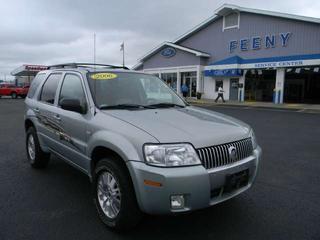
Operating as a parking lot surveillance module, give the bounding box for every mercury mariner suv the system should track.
[24,63,261,230]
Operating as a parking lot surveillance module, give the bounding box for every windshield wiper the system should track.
[99,104,155,110]
[147,103,185,108]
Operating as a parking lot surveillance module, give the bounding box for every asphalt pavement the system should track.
[0,99,319,240]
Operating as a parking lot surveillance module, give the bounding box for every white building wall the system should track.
[203,77,215,99]
[223,78,230,100]
[275,68,285,104]
[203,77,230,100]
[238,70,247,101]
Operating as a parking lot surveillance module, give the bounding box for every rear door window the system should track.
[39,73,62,104]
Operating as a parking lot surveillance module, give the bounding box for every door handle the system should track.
[53,114,61,121]
[34,108,40,113]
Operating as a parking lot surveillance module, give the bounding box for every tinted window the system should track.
[40,73,61,104]
[27,73,46,98]
[59,74,86,106]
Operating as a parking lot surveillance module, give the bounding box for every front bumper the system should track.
[127,146,261,215]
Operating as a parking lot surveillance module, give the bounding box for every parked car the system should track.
[24,63,262,231]
[0,83,29,98]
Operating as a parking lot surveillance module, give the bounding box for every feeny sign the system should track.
[229,32,291,53]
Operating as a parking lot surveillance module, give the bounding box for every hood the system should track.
[103,106,251,148]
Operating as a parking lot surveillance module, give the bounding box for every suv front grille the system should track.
[197,138,253,169]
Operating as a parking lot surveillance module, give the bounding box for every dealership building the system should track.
[134,4,320,104]
[11,64,48,86]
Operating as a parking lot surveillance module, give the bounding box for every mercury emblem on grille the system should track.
[228,146,237,161]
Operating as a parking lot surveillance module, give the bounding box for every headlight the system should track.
[250,129,258,149]
[143,143,201,167]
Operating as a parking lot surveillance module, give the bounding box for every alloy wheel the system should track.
[27,134,36,163]
[97,171,121,219]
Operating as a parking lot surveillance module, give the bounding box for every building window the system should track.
[223,12,240,31]
[215,79,223,92]
[161,72,177,91]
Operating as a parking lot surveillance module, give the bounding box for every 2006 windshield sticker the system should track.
[90,73,118,80]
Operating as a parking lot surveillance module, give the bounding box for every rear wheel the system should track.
[93,158,142,231]
[11,92,17,99]
[26,127,50,168]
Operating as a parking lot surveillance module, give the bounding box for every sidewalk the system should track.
[186,98,320,113]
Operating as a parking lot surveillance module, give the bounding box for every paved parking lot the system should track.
[0,99,319,240]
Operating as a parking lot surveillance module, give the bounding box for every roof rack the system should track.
[48,63,129,70]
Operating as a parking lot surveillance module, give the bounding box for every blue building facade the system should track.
[134,4,320,103]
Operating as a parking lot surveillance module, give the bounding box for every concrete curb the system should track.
[187,100,320,113]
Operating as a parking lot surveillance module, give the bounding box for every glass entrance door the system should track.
[181,72,197,97]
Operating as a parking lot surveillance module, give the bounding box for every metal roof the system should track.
[173,4,320,44]
[136,41,210,63]
[11,65,48,76]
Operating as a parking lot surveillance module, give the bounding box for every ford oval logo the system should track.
[161,47,176,58]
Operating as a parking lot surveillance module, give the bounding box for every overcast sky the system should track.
[1,0,320,80]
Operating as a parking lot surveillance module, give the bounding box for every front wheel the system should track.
[26,127,50,168]
[11,92,17,99]
[93,158,142,231]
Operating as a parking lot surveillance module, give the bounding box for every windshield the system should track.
[87,72,186,109]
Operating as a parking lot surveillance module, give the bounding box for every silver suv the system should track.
[24,63,261,230]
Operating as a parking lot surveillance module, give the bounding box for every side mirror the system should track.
[60,98,87,114]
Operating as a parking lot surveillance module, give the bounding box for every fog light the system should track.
[170,195,185,209]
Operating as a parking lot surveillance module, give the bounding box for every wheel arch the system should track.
[25,118,35,132]
[90,145,144,213]
[90,146,128,176]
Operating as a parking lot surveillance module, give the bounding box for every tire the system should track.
[26,127,50,168]
[11,92,17,99]
[93,158,142,231]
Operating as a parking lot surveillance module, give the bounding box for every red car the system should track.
[0,84,29,99]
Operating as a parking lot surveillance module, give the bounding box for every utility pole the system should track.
[120,42,125,67]
[93,33,96,67]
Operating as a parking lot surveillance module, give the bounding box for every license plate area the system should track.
[224,169,249,193]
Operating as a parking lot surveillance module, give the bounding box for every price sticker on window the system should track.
[90,73,118,80]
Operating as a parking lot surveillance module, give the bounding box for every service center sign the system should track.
[229,32,291,53]
[253,60,303,68]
